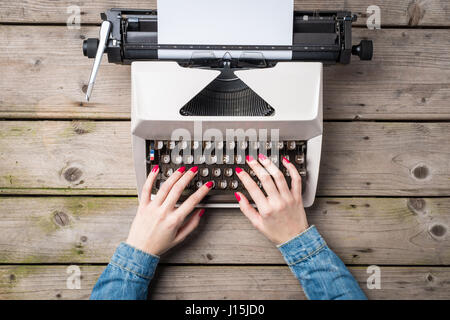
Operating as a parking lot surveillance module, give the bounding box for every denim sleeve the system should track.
[277,225,367,300]
[90,242,159,300]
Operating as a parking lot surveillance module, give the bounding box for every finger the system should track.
[163,166,198,209]
[153,166,187,205]
[175,181,213,219]
[173,208,204,244]
[235,167,269,208]
[246,155,280,199]
[234,192,262,229]
[257,153,291,200]
[282,157,302,201]
[140,165,159,207]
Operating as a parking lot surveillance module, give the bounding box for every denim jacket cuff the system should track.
[110,242,160,280]
[276,225,327,266]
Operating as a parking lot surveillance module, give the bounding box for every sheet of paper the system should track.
[157,0,293,60]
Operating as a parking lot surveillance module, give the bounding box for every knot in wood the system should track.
[412,164,429,180]
[407,198,426,214]
[407,0,426,26]
[429,224,447,239]
[63,167,83,182]
[53,211,69,227]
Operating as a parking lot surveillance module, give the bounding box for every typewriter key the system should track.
[195,181,203,189]
[235,154,244,164]
[162,155,171,164]
[250,141,259,150]
[238,141,248,149]
[155,141,164,150]
[249,169,256,177]
[227,141,236,150]
[174,155,183,164]
[184,155,194,164]
[213,168,221,177]
[295,154,305,164]
[216,141,224,150]
[200,168,209,177]
[180,140,188,150]
[210,155,217,164]
[277,141,284,150]
[196,155,205,164]
[223,154,232,164]
[270,155,278,164]
[224,168,233,177]
[287,141,296,150]
[168,141,176,150]
[192,141,200,150]
[230,180,239,190]
[165,168,174,177]
[299,169,307,176]
[205,141,212,149]
[218,180,227,189]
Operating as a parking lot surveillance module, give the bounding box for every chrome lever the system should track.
[85,20,111,101]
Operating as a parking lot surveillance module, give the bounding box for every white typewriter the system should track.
[83,1,373,207]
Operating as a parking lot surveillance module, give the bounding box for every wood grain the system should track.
[1,265,449,300]
[1,0,449,301]
[0,0,448,26]
[0,26,449,120]
[0,121,449,196]
[0,196,448,265]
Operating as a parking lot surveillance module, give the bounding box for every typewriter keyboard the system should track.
[146,140,307,203]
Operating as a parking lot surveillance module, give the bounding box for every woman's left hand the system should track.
[126,165,212,256]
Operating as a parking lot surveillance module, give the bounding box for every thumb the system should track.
[235,192,262,229]
[173,208,204,244]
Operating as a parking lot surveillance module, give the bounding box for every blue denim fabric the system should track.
[277,225,367,300]
[90,242,159,300]
[91,226,366,300]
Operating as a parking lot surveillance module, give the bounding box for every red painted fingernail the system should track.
[190,166,198,173]
[178,166,186,173]
[234,192,241,202]
[283,157,290,163]
[199,209,205,217]
[246,155,254,162]
[205,181,214,189]
[258,153,267,161]
[235,167,243,174]
[151,165,159,173]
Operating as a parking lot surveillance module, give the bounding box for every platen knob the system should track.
[83,38,99,58]
[352,40,373,61]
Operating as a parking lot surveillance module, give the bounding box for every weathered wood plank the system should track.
[0,26,449,120]
[0,197,448,265]
[1,265,449,300]
[0,121,449,196]
[0,0,448,26]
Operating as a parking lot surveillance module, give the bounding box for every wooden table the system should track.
[0,1,449,299]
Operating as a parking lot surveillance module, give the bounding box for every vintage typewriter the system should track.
[83,5,373,207]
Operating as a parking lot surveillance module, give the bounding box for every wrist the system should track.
[125,237,162,257]
[274,221,309,245]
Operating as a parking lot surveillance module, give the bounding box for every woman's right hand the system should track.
[235,154,309,245]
